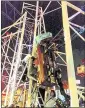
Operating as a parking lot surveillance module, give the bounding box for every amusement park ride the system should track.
[1,1,85,107]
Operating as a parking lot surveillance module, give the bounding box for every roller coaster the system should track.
[1,1,85,107]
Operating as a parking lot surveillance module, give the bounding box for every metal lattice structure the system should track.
[1,1,85,107]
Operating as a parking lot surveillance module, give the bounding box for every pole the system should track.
[61,1,79,107]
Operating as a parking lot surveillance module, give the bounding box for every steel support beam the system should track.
[8,12,27,106]
[27,1,39,107]
[61,1,79,107]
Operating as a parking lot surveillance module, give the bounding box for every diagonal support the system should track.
[67,2,85,15]
[70,25,85,42]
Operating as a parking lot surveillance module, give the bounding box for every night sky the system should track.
[1,1,85,87]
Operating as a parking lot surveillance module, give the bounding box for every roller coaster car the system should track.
[21,32,70,106]
[21,32,52,83]
[34,33,61,86]
[34,32,53,84]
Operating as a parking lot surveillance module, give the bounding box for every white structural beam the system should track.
[57,63,67,66]
[2,31,22,39]
[67,2,85,15]
[40,1,51,17]
[27,1,39,107]
[1,12,25,32]
[4,25,21,107]
[77,86,85,90]
[41,7,46,33]
[70,25,85,42]
[44,7,61,15]
[43,1,51,15]
[56,53,67,65]
[56,51,66,55]
[69,11,80,21]
[1,37,11,75]
[61,1,79,107]
[32,1,39,56]
[69,22,85,30]
[8,12,27,106]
